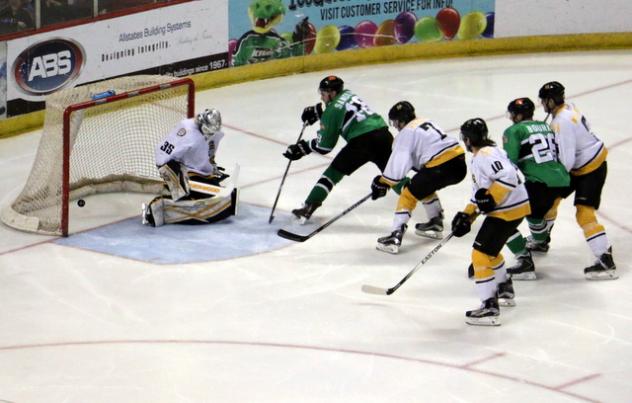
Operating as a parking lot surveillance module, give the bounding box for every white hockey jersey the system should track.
[382,118,464,184]
[466,146,530,221]
[155,118,224,176]
[550,103,607,176]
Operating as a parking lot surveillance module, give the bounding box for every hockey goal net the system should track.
[1,75,195,236]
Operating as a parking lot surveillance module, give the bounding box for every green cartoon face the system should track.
[248,0,286,34]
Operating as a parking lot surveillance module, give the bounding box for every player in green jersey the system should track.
[283,75,393,222]
[502,98,570,280]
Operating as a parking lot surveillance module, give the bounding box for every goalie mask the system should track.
[195,108,222,139]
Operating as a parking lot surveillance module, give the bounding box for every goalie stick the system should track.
[269,122,308,224]
[362,232,454,296]
[277,193,372,242]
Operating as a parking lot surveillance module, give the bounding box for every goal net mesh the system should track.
[1,75,193,235]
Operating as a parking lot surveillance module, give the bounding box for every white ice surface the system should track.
[0,51,631,403]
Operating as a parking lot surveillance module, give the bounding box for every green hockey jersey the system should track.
[503,120,570,187]
[315,89,387,152]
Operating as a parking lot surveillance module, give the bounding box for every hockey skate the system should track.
[526,235,550,253]
[584,247,618,280]
[465,297,500,326]
[414,215,443,239]
[497,278,516,307]
[507,252,536,280]
[376,224,407,254]
[291,202,321,224]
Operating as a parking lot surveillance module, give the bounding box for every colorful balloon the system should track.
[457,11,487,40]
[374,19,396,47]
[414,16,442,42]
[337,25,356,50]
[354,20,378,48]
[482,12,495,38]
[394,11,417,44]
[314,24,341,54]
[436,7,460,39]
[303,20,317,55]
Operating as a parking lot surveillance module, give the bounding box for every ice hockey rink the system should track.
[1,51,631,402]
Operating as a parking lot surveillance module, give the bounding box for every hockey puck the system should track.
[77,199,85,207]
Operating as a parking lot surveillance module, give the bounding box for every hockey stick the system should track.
[362,231,454,296]
[277,193,372,242]
[269,122,309,223]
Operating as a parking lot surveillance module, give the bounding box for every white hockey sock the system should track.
[475,276,497,302]
[422,194,443,220]
[391,210,411,231]
[587,232,609,258]
[493,261,508,283]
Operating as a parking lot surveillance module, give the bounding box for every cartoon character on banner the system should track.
[230,0,316,66]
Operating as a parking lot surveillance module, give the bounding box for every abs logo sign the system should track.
[13,38,85,96]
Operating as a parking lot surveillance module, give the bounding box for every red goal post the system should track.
[2,75,195,236]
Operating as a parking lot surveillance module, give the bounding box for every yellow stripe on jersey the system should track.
[488,201,531,221]
[425,145,465,168]
[572,146,607,176]
[379,176,398,187]
[488,181,512,205]
[463,203,478,217]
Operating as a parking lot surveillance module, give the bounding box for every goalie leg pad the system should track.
[162,194,235,225]
[147,197,165,227]
[158,161,190,201]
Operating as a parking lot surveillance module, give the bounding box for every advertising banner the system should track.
[5,0,228,117]
[229,0,495,66]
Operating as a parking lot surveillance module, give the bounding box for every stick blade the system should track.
[277,229,308,242]
[361,284,389,295]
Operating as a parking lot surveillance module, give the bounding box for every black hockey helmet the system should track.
[538,81,565,103]
[507,97,535,120]
[319,75,344,93]
[460,118,492,148]
[388,101,416,126]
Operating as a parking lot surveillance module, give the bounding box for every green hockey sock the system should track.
[306,167,344,204]
[506,230,528,256]
[527,217,549,242]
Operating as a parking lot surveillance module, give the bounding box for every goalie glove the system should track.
[371,175,390,200]
[283,139,312,161]
[301,103,323,125]
[474,188,496,213]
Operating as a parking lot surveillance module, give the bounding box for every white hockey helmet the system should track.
[195,108,222,138]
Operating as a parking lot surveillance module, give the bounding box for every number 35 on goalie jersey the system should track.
[469,146,530,221]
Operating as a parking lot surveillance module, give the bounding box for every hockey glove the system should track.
[474,188,496,213]
[371,175,390,200]
[283,139,312,161]
[451,212,471,237]
[293,17,312,43]
[301,103,323,125]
